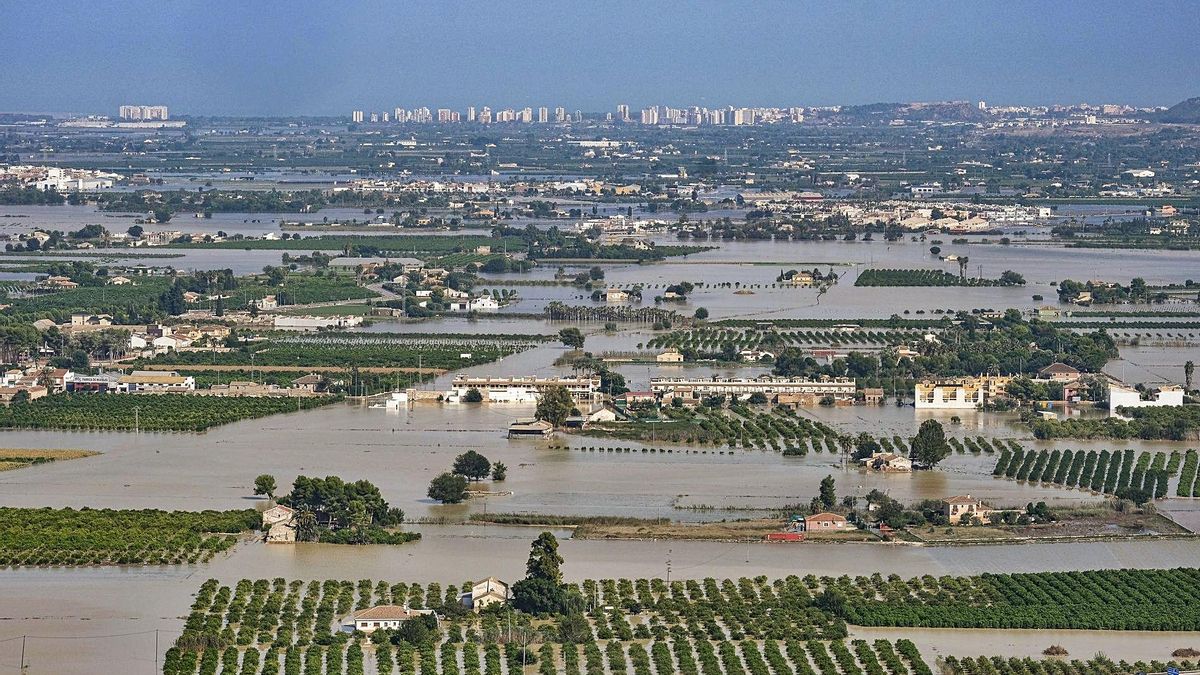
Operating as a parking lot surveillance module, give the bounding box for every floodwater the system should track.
[1106,344,1200,386]
[0,385,1132,521]
[5,205,1200,673]
[4,332,1195,675]
[0,203,396,238]
[485,235,1200,321]
[850,626,1200,665]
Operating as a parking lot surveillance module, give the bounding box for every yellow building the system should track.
[914,375,1011,409]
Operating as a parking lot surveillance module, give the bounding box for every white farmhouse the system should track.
[1109,383,1184,416]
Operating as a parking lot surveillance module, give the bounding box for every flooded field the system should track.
[4,203,1200,673]
[850,626,1200,665]
[4,530,1200,674]
[0,391,1139,521]
[3,352,1197,675]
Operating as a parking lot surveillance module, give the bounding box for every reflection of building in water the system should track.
[914,376,1012,409]
[449,376,602,404]
[651,376,856,405]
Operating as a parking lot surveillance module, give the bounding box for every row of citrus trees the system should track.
[646,327,923,351]
[0,393,338,432]
[1177,449,1200,497]
[0,507,257,567]
[590,405,842,452]
[841,568,1200,631]
[993,447,1179,499]
[948,437,1014,454]
[854,268,1004,287]
[167,631,932,675]
[941,654,1192,675]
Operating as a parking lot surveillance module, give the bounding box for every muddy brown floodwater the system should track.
[849,626,1200,666]
[0,398,1133,520]
[3,230,1200,672]
[2,394,1200,674]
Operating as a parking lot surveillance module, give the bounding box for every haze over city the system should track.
[2,0,1199,115]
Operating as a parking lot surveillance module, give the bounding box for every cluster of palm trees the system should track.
[290,501,374,544]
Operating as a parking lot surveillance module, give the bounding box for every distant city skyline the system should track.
[2,1,1197,116]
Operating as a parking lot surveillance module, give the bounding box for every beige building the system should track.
[605,288,630,302]
[460,578,510,611]
[651,376,856,405]
[803,512,851,531]
[344,606,436,634]
[450,375,602,404]
[0,385,48,405]
[914,376,1011,409]
[118,370,196,393]
[943,495,993,524]
[70,313,113,327]
[860,452,913,472]
[262,505,296,543]
[656,350,684,363]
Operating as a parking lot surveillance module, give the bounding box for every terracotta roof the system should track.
[806,512,847,522]
[353,605,421,621]
[1039,362,1080,374]
[943,495,980,505]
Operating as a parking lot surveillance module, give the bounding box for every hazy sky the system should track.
[2,1,1197,116]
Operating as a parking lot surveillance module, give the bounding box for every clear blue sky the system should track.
[2,1,1197,116]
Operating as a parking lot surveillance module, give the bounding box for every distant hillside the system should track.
[1157,97,1200,124]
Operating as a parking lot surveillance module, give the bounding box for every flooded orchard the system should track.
[4,211,1200,673]
[0,397,1120,520]
[5,531,1200,674]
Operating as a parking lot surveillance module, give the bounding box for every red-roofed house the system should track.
[1038,362,1081,382]
[803,512,850,532]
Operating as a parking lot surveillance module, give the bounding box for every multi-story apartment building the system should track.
[650,376,856,404]
[449,376,602,404]
[913,376,1012,409]
[119,105,169,121]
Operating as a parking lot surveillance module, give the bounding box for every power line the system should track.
[0,628,178,642]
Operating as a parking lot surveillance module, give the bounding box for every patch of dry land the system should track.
[575,518,879,542]
[0,448,99,471]
[908,507,1191,544]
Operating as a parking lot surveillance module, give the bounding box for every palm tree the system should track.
[1186,361,1195,392]
[295,507,318,543]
